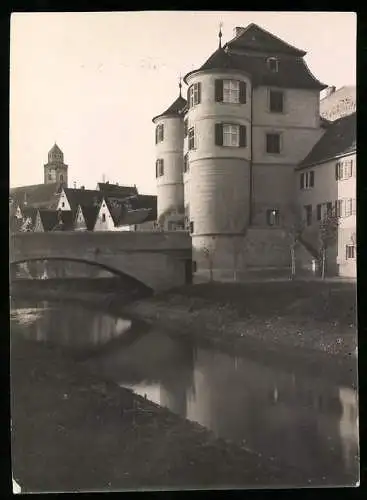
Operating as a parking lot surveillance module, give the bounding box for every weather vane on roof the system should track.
[219,21,223,49]
[179,73,182,96]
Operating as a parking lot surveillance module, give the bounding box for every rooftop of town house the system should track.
[297,112,356,169]
[119,208,154,227]
[75,205,100,231]
[97,182,139,199]
[9,183,61,210]
[62,188,103,211]
[37,209,75,231]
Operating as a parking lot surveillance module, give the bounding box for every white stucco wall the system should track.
[56,189,71,211]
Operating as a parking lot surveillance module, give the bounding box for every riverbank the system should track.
[115,281,357,385]
[11,327,319,493]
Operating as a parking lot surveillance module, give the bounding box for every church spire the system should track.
[218,21,223,49]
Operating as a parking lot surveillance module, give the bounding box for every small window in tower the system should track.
[183,153,189,173]
[188,127,196,150]
[188,83,201,108]
[61,202,65,208]
[223,124,240,147]
[346,245,355,260]
[223,80,240,103]
[155,124,164,144]
[189,221,194,234]
[267,57,279,72]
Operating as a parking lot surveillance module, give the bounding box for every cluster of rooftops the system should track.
[9,182,157,232]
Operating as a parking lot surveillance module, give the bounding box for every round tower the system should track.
[183,42,252,281]
[44,143,68,187]
[152,83,186,231]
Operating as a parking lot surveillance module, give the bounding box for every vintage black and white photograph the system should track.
[9,11,358,493]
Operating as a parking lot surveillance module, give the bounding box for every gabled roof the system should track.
[298,112,356,169]
[63,188,103,211]
[119,209,152,226]
[97,182,138,199]
[75,205,99,231]
[183,46,326,90]
[128,194,157,221]
[224,23,307,57]
[10,183,61,209]
[22,207,38,224]
[152,95,187,123]
[38,209,75,231]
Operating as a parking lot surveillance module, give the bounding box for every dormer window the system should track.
[267,57,279,72]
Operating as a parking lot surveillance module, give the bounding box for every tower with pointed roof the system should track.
[44,143,68,188]
[178,22,327,280]
[152,80,187,230]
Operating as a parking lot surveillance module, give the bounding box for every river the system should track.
[10,297,359,486]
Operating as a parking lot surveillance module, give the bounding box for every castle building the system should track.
[153,23,338,281]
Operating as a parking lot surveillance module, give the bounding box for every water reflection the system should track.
[11,299,359,485]
[11,300,132,348]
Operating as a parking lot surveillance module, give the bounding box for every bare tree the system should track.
[282,205,305,280]
[318,210,339,279]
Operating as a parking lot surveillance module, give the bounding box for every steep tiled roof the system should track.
[224,23,307,56]
[10,183,61,209]
[63,188,103,211]
[129,194,157,221]
[38,209,75,231]
[184,46,326,90]
[97,182,138,199]
[120,209,152,226]
[298,112,356,169]
[78,205,99,231]
[152,95,187,123]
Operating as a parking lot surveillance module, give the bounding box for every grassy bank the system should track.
[116,281,357,385]
[11,328,318,493]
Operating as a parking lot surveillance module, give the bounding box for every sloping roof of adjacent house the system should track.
[129,194,157,221]
[97,182,138,199]
[152,95,187,123]
[224,23,307,56]
[63,188,103,211]
[38,210,75,231]
[297,112,356,169]
[77,205,99,231]
[120,209,153,226]
[9,183,61,209]
[184,45,327,90]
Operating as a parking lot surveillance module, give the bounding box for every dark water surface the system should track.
[11,298,359,486]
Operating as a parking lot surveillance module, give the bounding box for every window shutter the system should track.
[155,127,158,145]
[155,160,158,178]
[335,162,339,180]
[300,173,304,189]
[161,124,164,141]
[161,159,164,176]
[215,79,223,102]
[239,81,247,104]
[184,119,188,137]
[187,87,191,109]
[197,82,201,104]
[239,125,247,147]
[310,170,314,187]
[215,123,223,146]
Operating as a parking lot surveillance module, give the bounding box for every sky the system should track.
[10,11,356,194]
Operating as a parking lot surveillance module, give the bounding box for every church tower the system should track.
[44,143,68,188]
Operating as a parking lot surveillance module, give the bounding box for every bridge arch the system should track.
[10,256,153,293]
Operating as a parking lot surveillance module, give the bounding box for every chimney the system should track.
[233,26,245,38]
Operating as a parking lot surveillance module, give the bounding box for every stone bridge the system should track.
[10,231,192,292]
